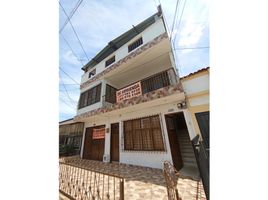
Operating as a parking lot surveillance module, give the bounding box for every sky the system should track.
[59,0,209,121]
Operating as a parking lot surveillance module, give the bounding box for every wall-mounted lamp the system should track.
[177,101,187,109]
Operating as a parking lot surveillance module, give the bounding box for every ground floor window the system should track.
[123,115,165,151]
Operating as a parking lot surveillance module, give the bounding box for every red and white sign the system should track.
[116,82,142,102]
[92,128,105,139]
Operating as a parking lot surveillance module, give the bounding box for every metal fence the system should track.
[59,162,124,200]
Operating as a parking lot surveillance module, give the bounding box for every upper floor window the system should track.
[128,37,143,52]
[105,84,117,103]
[78,83,102,109]
[105,56,115,67]
[88,69,96,78]
[141,71,170,94]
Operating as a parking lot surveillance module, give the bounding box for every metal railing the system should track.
[103,68,178,105]
[59,162,124,200]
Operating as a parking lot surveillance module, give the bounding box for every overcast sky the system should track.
[59,0,209,121]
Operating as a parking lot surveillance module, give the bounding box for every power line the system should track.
[60,73,77,107]
[60,34,84,66]
[170,0,181,42]
[59,96,77,111]
[172,0,187,47]
[59,1,90,62]
[59,0,84,33]
[59,66,80,85]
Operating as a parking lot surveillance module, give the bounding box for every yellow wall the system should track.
[182,69,209,140]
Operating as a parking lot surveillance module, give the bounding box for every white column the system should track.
[103,122,111,162]
[183,109,197,140]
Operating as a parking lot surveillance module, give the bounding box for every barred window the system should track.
[123,115,164,151]
[105,56,115,67]
[128,37,143,52]
[78,83,102,109]
[141,71,170,94]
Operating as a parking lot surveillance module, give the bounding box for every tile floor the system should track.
[59,156,206,200]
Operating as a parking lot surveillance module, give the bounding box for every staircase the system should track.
[177,129,198,167]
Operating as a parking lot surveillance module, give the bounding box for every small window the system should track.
[105,56,115,67]
[128,37,143,52]
[88,69,96,78]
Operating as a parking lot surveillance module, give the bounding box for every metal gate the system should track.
[192,111,209,200]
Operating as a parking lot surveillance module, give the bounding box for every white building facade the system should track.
[74,8,198,170]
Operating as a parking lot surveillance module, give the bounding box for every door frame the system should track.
[164,112,184,170]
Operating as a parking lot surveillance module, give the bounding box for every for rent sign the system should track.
[92,128,105,139]
[116,82,142,102]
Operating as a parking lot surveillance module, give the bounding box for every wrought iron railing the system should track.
[103,68,178,105]
[59,162,124,200]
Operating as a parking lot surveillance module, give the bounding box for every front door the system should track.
[165,114,183,170]
[110,123,119,162]
[83,125,105,161]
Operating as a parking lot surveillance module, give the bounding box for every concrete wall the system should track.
[81,17,166,85]
[80,102,196,169]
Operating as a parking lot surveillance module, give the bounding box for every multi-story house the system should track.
[74,7,199,170]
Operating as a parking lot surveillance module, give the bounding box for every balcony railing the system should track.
[104,68,178,104]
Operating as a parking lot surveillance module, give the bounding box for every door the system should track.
[193,111,209,200]
[83,125,105,161]
[165,115,183,170]
[110,123,119,162]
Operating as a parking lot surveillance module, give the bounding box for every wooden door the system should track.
[111,123,119,162]
[83,125,105,161]
[165,115,183,170]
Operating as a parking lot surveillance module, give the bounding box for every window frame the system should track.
[128,37,143,52]
[123,115,165,151]
[78,83,102,109]
[105,56,115,67]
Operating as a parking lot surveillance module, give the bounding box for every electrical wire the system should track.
[59,0,84,33]
[59,1,89,62]
[60,34,84,66]
[170,0,181,42]
[172,0,187,47]
[60,73,78,106]
[59,66,80,85]
[60,96,77,111]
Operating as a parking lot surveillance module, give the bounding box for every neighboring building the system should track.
[73,7,199,170]
[59,118,84,156]
[181,67,209,150]
[181,67,209,199]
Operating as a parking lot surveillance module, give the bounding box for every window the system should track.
[105,56,115,67]
[88,69,96,78]
[141,71,170,94]
[78,83,102,109]
[105,84,117,103]
[123,115,164,151]
[128,37,143,52]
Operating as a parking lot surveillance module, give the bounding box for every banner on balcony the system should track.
[92,128,105,139]
[116,81,142,102]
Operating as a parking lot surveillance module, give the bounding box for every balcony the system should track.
[103,68,177,105]
[74,68,184,121]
